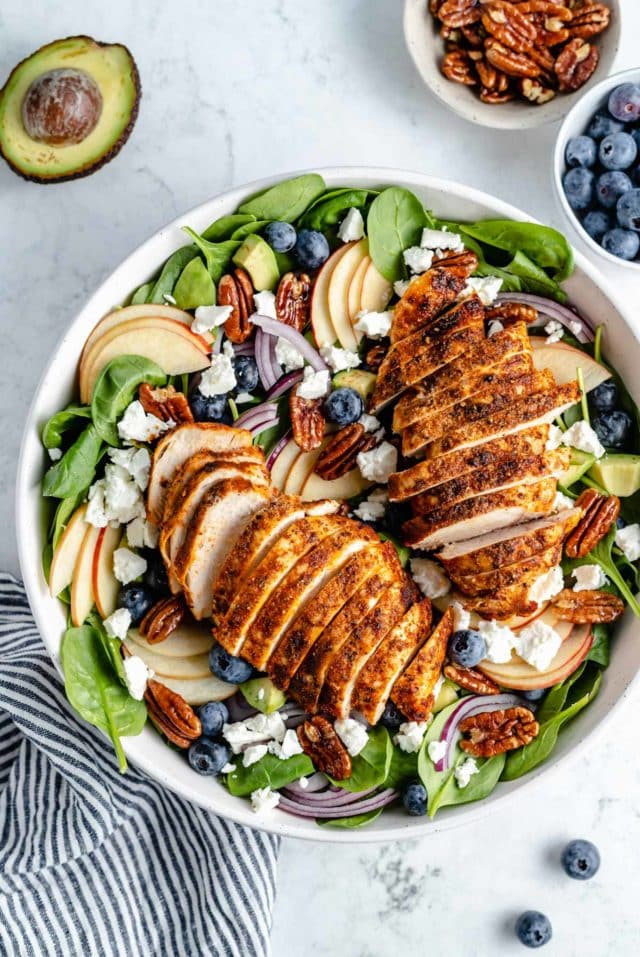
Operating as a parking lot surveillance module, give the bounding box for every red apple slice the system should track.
[122,638,211,679]
[531,338,611,393]
[348,255,370,325]
[81,302,213,364]
[92,525,122,618]
[127,622,214,658]
[49,504,89,598]
[310,244,353,348]
[269,438,302,491]
[328,239,369,350]
[359,259,393,313]
[70,524,102,626]
[478,624,592,691]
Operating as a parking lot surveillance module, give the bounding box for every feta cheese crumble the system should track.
[356,441,397,483]
[113,547,147,585]
[546,424,564,451]
[242,744,269,768]
[410,558,451,599]
[353,498,386,523]
[421,227,464,253]
[403,246,434,274]
[48,447,62,461]
[354,310,393,339]
[545,319,564,343]
[191,304,233,334]
[477,620,515,664]
[462,276,502,306]
[250,786,280,814]
[450,600,471,632]
[393,278,413,298]
[337,207,365,243]
[102,607,131,642]
[487,319,504,337]
[528,566,565,605]
[275,337,304,372]
[298,776,309,790]
[163,293,176,305]
[454,757,479,789]
[516,620,562,671]
[198,350,237,396]
[221,762,236,774]
[334,718,369,756]
[108,446,151,491]
[615,523,640,562]
[427,739,447,766]
[394,721,429,754]
[359,413,382,433]
[297,367,331,400]
[572,564,607,591]
[253,290,278,319]
[222,712,286,754]
[126,516,159,549]
[319,344,361,373]
[118,401,173,444]
[561,421,606,459]
[554,490,575,511]
[268,729,304,760]
[122,655,152,700]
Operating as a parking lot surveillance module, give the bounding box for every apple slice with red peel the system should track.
[531,338,611,393]
[478,623,592,691]
[92,525,122,618]
[81,303,214,364]
[310,244,353,348]
[348,255,370,325]
[70,524,102,626]
[269,438,302,491]
[49,504,89,598]
[328,239,369,350]
[128,622,214,659]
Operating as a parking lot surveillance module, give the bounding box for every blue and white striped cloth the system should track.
[0,574,280,957]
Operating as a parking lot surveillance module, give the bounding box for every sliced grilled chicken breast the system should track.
[351,599,433,724]
[216,515,345,656]
[147,423,252,523]
[319,577,418,719]
[267,543,387,691]
[174,478,272,619]
[211,496,340,623]
[451,543,563,595]
[402,477,558,550]
[161,447,265,524]
[390,262,472,343]
[391,608,453,721]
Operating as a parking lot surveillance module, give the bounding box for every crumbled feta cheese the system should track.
[568,318,583,337]
[275,337,304,372]
[298,776,309,790]
[450,601,471,632]
[337,207,365,243]
[192,304,233,334]
[242,743,269,768]
[554,490,575,511]
[221,762,236,774]
[528,566,565,605]
[421,228,464,253]
[102,607,131,641]
[356,441,397,483]
[394,278,412,298]
[113,547,147,585]
[353,499,386,523]
[487,319,504,337]
[222,712,287,754]
[108,446,151,491]
[615,523,640,562]
[454,757,479,789]
[86,480,109,528]
[163,293,177,305]
[394,721,429,754]
[515,620,562,671]
[257,688,265,701]
[572,564,607,591]
[268,728,304,761]
[561,421,606,459]
[477,619,515,664]
[403,246,434,274]
[122,655,152,700]
[250,786,280,814]
[354,309,393,340]
[545,319,564,343]
[427,739,447,766]
[297,367,331,400]
[546,424,564,451]
[410,558,451,599]
[367,487,389,504]
[462,276,503,306]
[359,414,381,433]
[48,447,62,461]
[126,516,159,549]
[319,344,361,373]
[105,465,146,524]
[118,401,173,444]
[199,352,237,396]
[334,718,369,756]
[253,290,278,319]
[235,392,254,404]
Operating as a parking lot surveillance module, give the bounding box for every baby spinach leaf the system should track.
[50,494,83,548]
[564,527,640,618]
[505,250,566,302]
[461,220,574,282]
[319,808,384,829]
[60,625,147,773]
[148,246,199,304]
[367,187,428,282]
[173,257,216,310]
[226,753,313,796]
[42,541,53,581]
[331,726,393,793]
[130,281,154,305]
[231,219,272,240]
[238,174,326,223]
[202,213,256,242]
[385,744,418,788]
[299,189,374,231]
[91,355,167,446]
[182,229,241,282]
[587,624,610,667]
[87,612,128,684]
[42,403,92,449]
[42,425,103,499]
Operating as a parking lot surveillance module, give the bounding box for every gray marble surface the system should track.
[1,2,639,954]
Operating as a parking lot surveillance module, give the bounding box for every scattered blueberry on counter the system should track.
[561,839,601,880]
[188,738,231,776]
[117,582,155,625]
[515,911,552,949]
[209,642,254,684]
[402,781,428,817]
[447,629,487,669]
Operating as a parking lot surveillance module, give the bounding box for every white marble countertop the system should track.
[1,2,639,954]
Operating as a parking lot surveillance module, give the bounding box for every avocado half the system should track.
[0,36,140,183]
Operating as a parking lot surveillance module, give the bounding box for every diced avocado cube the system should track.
[239,676,286,714]
[233,234,280,291]
[589,453,640,497]
[560,448,595,488]
[332,369,377,401]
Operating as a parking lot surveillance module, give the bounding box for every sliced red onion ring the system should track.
[278,788,397,819]
[266,430,292,471]
[234,402,279,436]
[267,370,304,400]
[495,293,593,343]
[233,340,255,356]
[281,786,378,808]
[251,313,328,372]
[255,328,279,390]
[435,693,525,772]
[284,772,329,795]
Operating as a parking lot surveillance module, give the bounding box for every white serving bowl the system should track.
[553,67,640,271]
[403,0,622,130]
[17,167,640,842]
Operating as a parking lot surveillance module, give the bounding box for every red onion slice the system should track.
[255,328,279,390]
[234,402,279,433]
[251,313,328,372]
[266,430,292,471]
[495,293,593,343]
[436,693,526,772]
[233,340,256,356]
[267,370,304,400]
[278,788,397,819]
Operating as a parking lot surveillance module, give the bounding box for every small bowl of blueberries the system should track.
[554,68,640,268]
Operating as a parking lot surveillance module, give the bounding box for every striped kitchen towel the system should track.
[0,574,280,957]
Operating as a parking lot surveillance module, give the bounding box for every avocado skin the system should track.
[0,35,141,184]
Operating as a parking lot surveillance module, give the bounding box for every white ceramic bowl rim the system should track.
[16,166,640,843]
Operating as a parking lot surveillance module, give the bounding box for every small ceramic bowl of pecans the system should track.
[403,0,621,129]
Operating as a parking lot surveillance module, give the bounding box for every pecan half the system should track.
[554,37,599,91]
[515,1,572,15]
[569,2,610,39]
[275,272,312,333]
[442,47,477,85]
[438,0,481,28]
[290,391,325,452]
[485,38,542,77]
[461,22,486,46]
[145,679,202,749]
[140,595,187,644]
[444,663,501,695]
[218,268,254,343]
[485,301,539,325]
[436,249,479,273]
[139,383,194,424]
[519,76,557,102]
[314,423,378,481]
[553,588,624,623]
[481,2,538,53]
[564,488,620,558]
[475,57,511,92]
[297,716,352,779]
[459,706,539,757]
[480,86,516,103]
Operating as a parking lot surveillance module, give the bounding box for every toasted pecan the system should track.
[519,76,558,102]
[459,706,539,756]
[569,2,610,39]
[564,488,620,558]
[485,301,539,325]
[140,596,187,644]
[297,716,352,779]
[442,47,478,85]
[553,588,624,623]
[139,383,194,424]
[275,272,312,332]
[145,679,201,749]
[481,1,538,53]
[290,391,326,452]
[554,36,599,91]
[485,38,542,77]
[314,424,378,481]
[444,663,501,695]
[218,268,254,343]
[438,0,481,28]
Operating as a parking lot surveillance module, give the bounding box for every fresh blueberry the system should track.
[188,738,231,776]
[448,629,487,669]
[233,355,259,393]
[582,210,611,245]
[379,699,405,732]
[602,227,640,261]
[142,550,169,593]
[589,380,618,412]
[190,390,232,423]
[264,221,297,253]
[294,229,330,271]
[209,642,254,684]
[595,171,632,210]
[566,135,597,169]
[563,167,594,212]
[587,111,624,140]
[593,410,633,449]
[616,516,626,530]
[117,583,155,625]
[197,700,230,738]
[324,387,364,426]
[402,780,428,816]
[616,188,640,231]
[608,82,640,123]
[515,911,552,948]
[599,132,637,171]
[561,839,601,880]
[520,688,546,703]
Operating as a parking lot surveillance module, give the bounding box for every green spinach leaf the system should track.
[148,246,199,304]
[202,213,256,242]
[299,189,374,231]
[367,187,427,282]
[231,219,272,240]
[130,281,154,305]
[330,726,393,793]
[564,526,640,618]
[42,403,92,449]
[238,174,326,223]
[42,425,103,499]
[91,355,167,446]
[505,250,566,301]
[50,494,83,548]
[385,744,418,789]
[587,624,610,667]
[226,753,313,796]
[319,808,384,829]
[173,256,216,310]
[182,229,241,282]
[461,220,574,281]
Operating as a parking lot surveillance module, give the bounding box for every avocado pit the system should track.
[22,68,103,146]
